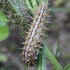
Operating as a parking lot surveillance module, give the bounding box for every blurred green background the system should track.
[0,0,70,70]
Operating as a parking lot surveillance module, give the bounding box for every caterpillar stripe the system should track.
[21,2,50,66]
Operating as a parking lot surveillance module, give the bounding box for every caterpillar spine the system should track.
[21,2,50,66]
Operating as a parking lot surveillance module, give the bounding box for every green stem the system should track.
[45,45,62,70]
[36,43,47,70]
[24,64,27,70]
[55,33,60,58]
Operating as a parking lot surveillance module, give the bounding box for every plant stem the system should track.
[45,45,62,70]
[36,43,47,70]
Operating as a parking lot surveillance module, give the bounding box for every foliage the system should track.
[0,12,9,42]
[0,25,9,42]
[36,42,47,70]
[63,64,70,70]
[0,53,7,62]
[0,0,70,70]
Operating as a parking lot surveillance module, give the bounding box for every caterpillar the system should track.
[20,2,51,66]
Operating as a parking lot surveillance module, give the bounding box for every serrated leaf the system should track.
[0,53,7,62]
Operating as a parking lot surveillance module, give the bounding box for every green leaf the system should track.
[8,0,21,15]
[36,39,47,70]
[25,0,49,12]
[25,0,38,12]
[28,0,33,8]
[0,67,5,70]
[0,24,9,42]
[42,0,49,3]
[63,64,70,70]
[0,53,7,62]
[36,0,40,6]
[0,21,6,26]
[45,46,62,70]
[24,64,27,70]
[24,0,33,11]
[0,12,9,23]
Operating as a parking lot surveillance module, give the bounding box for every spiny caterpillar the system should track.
[20,2,51,66]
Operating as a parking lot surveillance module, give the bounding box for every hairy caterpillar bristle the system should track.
[33,38,36,41]
[40,34,45,36]
[20,2,51,66]
[30,43,34,46]
[43,28,50,30]
[35,31,39,34]
[31,23,35,27]
[27,24,31,27]
[38,24,41,28]
[20,53,24,55]
[28,48,32,52]
[37,41,42,44]
[26,36,30,40]
[46,21,52,24]
[21,58,24,61]
[29,29,32,33]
